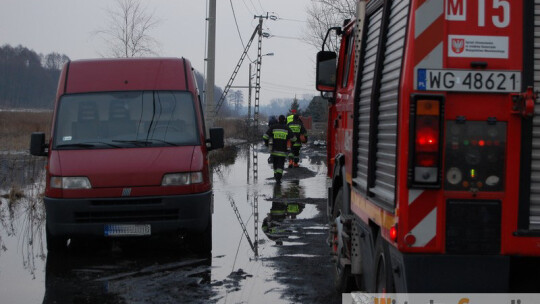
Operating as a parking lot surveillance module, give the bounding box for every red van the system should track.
[30,58,223,253]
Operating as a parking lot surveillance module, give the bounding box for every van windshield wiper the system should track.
[56,143,96,148]
[146,139,179,146]
[113,139,179,147]
[85,141,123,148]
[112,140,151,146]
[56,142,123,149]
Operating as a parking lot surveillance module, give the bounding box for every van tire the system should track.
[46,227,67,253]
[189,217,212,255]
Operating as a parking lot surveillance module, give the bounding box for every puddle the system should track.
[0,143,335,303]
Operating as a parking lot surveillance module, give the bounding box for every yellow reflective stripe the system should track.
[287,115,294,123]
[273,130,288,139]
[289,124,301,133]
[263,134,269,139]
[272,152,287,157]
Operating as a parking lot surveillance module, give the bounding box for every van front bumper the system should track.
[44,191,212,237]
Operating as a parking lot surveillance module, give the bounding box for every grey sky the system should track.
[0,0,319,106]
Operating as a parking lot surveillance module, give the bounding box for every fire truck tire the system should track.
[332,188,354,292]
[334,257,354,293]
[373,235,395,293]
[332,187,342,219]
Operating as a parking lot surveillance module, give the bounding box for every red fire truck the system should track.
[316,0,540,292]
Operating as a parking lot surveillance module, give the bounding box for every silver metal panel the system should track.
[369,0,409,205]
[531,1,540,229]
[356,8,384,191]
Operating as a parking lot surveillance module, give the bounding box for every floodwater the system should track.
[0,144,334,303]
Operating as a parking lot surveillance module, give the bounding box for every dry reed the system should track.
[0,111,52,151]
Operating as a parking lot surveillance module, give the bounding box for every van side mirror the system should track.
[316,51,337,92]
[207,127,224,151]
[30,132,48,156]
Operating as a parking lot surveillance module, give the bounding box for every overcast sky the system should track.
[0,0,319,106]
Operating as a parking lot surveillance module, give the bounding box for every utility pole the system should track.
[251,13,269,259]
[247,63,252,129]
[205,0,216,130]
[252,14,268,130]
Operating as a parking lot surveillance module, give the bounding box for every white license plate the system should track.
[417,69,521,93]
[104,224,151,237]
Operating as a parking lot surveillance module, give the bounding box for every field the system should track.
[0,110,52,151]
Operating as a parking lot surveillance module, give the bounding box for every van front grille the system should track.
[90,198,162,206]
[75,209,179,223]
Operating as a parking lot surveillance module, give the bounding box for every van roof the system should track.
[63,58,196,94]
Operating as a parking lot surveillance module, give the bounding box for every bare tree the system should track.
[43,52,70,70]
[304,0,356,52]
[96,0,160,57]
[227,90,244,115]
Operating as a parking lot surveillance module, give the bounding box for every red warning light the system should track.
[478,140,485,147]
[390,226,398,242]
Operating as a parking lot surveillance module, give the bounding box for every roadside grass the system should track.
[0,111,52,151]
[0,185,25,206]
[215,118,250,140]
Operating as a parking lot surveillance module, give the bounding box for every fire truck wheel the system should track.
[334,256,354,293]
[332,188,354,292]
[374,235,395,293]
[332,188,342,220]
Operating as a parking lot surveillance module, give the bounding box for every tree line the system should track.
[0,44,69,109]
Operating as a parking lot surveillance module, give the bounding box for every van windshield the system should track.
[53,91,200,149]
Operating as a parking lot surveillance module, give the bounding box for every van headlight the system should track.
[51,177,92,189]
[162,172,203,186]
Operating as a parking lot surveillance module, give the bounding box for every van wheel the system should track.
[46,227,67,253]
[189,217,212,255]
[374,235,395,293]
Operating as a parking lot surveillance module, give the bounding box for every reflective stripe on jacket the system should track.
[263,123,296,154]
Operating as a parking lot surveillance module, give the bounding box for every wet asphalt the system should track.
[0,144,341,304]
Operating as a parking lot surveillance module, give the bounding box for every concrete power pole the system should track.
[205,0,216,130]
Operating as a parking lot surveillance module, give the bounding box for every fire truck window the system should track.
[341,33,355,88]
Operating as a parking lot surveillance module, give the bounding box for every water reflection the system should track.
[43,241,214,304]
[0,154,46,279]
[0,143,330,303]
[261,181,307,242]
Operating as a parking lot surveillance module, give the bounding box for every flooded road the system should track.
[0,144,340,303]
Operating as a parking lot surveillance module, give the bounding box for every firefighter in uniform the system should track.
[286,109,297,124]
[287,114,307,168]
[263,115,296,183]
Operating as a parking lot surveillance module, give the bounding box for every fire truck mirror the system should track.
[316,51,337,92]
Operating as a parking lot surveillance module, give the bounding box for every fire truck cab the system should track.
[317,0,540,292]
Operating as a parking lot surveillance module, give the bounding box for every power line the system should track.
[270,35,306,41]
[278,17,306,23]
[230,0,254,62]
[261,86,316,95]
[257,0,265,12]
[241,0,255,15]
[262,81,314,91]
[248,0,259,14]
